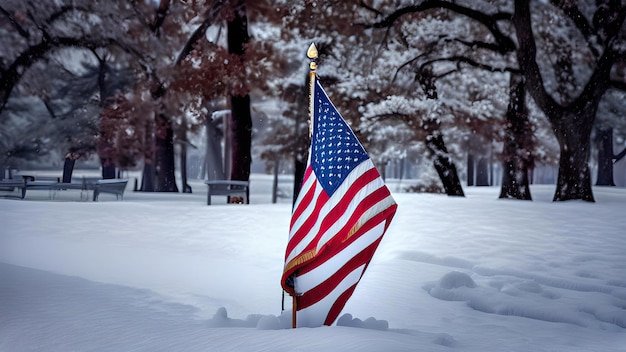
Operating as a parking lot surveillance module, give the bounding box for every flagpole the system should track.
[307,43,318,137]
[288,43,319,330]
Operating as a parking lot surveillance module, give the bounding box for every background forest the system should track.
[1,0,625,202]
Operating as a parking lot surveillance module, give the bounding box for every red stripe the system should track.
[297,236,384,310]
[324,283,358,326]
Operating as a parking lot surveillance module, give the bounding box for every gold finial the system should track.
[307,43,318,60]
[307,43,318,70]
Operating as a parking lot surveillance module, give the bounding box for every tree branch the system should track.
[369,0,515,54]
[423,56,521,74]
[549,0,602,57]
[614,147,626,163]
[0,5,30,39]
[150,0,171,35]
[609,79,626,91]
[175,1,226,65]
[575,8,626,110]
[0,36,109,115]
[360,0,383,17]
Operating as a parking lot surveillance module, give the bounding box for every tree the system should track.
[512,0,625,201]
[369,0,626,202]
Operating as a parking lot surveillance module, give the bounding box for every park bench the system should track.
[205,180,249,205]
[10,176,127,201]
[0,178,27,199]
[93,179,128,201]
[24,176,95,200]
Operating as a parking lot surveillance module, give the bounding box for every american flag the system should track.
[281,78,397,327]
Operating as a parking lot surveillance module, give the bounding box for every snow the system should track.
[1,174,625,351]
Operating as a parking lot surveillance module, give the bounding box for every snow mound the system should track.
[424,271,626,329]
[437,271,476,289]
[206,307,292,330]
[337,314,388,330]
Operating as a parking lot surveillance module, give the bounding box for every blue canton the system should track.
[311,80,369,196]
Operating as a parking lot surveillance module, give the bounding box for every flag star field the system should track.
[312,81,369,196]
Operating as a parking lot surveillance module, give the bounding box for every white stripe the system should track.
[296,264,366,328]
[295,221,386,294]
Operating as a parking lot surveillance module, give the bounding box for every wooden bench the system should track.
[25,176,93,200]
[205,180,249,205]
[17,176,126,201]
[0,178,27,199]
[93,179,128,201]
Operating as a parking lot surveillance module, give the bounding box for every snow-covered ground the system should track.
[1,174,625,351]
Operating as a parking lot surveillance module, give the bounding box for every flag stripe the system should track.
[295,220,387,293]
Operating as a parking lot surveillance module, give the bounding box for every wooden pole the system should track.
[292,295,297,329]
[288,43,318,330]
[307,43,318,138]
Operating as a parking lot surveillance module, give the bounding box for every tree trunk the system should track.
[595,127,615,186]
[62,157,76,183]
[292,73,311,205]
[293,156,307,206]
[180,143,192,193]
[552,114,595,202]
[179,115,192,193]
[227,1,252,182]
[154,113,178,192]
[101,160,116,179]
[424,121,464,196]
[205,113,226,181]
[229,94,252,181]
[499,73,532,200]
[140,118,156,191]
[141,162,156,192]
[467,153,475,186]
[272,157,279,204]
[420,73,464,196]
[475,156,490,186]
